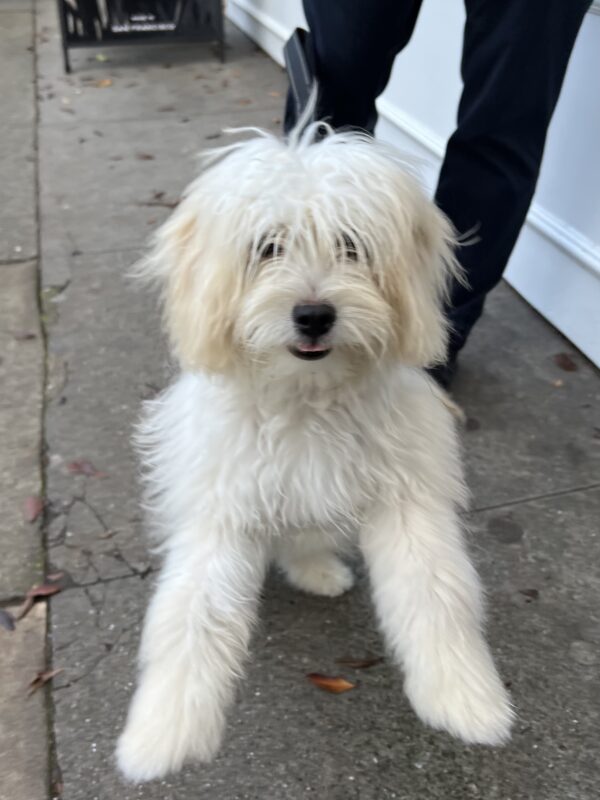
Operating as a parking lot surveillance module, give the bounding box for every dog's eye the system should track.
[257,237,284,261]
[337,233,360,262]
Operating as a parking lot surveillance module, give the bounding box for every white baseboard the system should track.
[227,0,600,366]
[226,0,287,66]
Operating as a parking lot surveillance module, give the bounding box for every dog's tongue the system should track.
[296,342,328,353]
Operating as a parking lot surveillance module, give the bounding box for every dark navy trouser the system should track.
[285,0,591,359]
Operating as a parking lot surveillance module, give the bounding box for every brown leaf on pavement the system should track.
[136,152,155,160]
[138,195,179,209]
[335,656,384,670]
[67,459,107,478]
[307,673,357,694]
[16,574,66,621]
[518,588,540,602]
[553,352,578,372]
[28,668,64,696]
[0,609,16,632]
[23,495,44,523]
[94,78,113,88]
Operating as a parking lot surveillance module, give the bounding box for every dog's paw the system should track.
[284,554,355,597]
[405,653,514,745]
[116,725,182,784]
[117,713,223,783]
[116,675,224,782]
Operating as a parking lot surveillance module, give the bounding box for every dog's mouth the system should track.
[288,343,332,361]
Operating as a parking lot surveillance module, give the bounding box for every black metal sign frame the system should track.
[57,0,224,73]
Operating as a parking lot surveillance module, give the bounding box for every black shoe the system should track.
[426,356,458,390]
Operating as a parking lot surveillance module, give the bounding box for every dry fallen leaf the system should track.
[0,608,16,632]
[553,352,578,372]
[307,673,357,694]
[67,459,107,478]
[138,195,179,209]
[28,668,64,695]
[136,152,155,161]
[237,98,252,105]
[16,574,66,621]
[335,656,384,670]
[518,588,539,602]
[268,90,281,97]
[94,78,113,88]
[23,495,44,523]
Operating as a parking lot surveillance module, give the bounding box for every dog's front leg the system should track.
[116,526,268,782]
[360,502,513,745]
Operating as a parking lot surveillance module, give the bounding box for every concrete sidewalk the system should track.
[1,0,599,798]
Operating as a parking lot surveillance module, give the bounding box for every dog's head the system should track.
[141,128,458,377]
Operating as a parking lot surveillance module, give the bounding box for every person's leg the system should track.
[285,0,424,134]
[436,0,592,367]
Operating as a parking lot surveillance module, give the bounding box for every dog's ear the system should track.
[378,177,459,367]
[139,194,244,373]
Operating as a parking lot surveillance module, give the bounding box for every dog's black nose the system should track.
[292,303,336,338]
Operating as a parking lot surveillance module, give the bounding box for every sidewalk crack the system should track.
[471,481,600,515]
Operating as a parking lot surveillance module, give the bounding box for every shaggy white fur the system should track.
[116,125,513,782]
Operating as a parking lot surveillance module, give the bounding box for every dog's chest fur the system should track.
[143,368,453,538]
[251,393,385,530]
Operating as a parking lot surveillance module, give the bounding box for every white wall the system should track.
[227,0,600,366]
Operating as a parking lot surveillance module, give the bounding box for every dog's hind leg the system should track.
[116,526,269,782]
[274,528,354,597]
[360,501,514,746]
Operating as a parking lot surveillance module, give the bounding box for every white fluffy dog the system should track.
[116,123,513,782]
